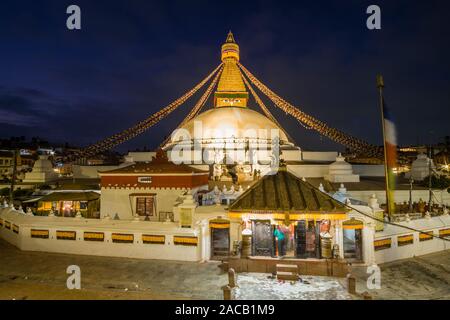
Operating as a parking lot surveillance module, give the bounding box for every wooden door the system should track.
[211,227,230,260]
[354,229,363,261]
[252,220,273,256]
[295,220,307,258]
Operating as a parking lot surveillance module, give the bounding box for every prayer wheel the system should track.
[241,234,252,258]
[320,233,332,259]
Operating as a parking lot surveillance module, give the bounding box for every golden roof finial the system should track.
[215,32,248,108]
[226,30,235,43]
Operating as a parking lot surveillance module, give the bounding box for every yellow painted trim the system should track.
[142,234,165,244]
[439,228,450,237]
[173,236,198,246]
[112,233,134,242]
[228,212,347,220]
[343,224,363,230]
[56,230,76,240]
[419,231,433,241]
[397,234,414,245]
[210,223,230,229]
[84,232,104,241]
[374,238,392,249]
[31,229,49,238]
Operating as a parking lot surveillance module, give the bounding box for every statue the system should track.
[26,207,34,216]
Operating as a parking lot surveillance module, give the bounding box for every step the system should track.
[276,271,299,281]
[276,264,298,273]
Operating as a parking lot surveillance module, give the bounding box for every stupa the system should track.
[23,155,58,183]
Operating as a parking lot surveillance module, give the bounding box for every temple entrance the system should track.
[251,220,274,256]
[295,220,321,258]
[210,219,230,260]
[343,219,363,261]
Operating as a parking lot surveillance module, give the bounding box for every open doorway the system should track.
[343,219,363,261]
[210,219,230,260]
[295,220,321,259]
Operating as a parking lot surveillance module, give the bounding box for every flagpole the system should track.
[377,74,392,218]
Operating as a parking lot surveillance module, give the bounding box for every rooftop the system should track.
[229,167,347,214]
[99,150,208,175]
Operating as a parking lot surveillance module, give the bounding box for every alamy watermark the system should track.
[169,121,281,175]
[367,5,381,30]
[66,265,81,289]
[66,5,81,30]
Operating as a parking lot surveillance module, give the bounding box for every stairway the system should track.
[276,264,299,281]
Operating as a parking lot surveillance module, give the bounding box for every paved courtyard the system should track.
[352,250,450,300]
[0,239,227,300]
[0,239,449,300]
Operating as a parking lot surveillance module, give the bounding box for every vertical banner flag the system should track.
[382,97,397,215]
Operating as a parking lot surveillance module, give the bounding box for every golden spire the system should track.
[225,30,236,43]
[215,31,248,108]
[221,31,239,61]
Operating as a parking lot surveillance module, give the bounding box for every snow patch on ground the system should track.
[234,273,352,300]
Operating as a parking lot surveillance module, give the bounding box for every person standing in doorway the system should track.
[274,226,286,257]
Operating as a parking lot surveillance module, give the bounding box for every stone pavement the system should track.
[352,250,450,300]
[1,239,449,300]
[0,239,227,300]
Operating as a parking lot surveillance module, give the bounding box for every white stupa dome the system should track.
[169,107,289,144]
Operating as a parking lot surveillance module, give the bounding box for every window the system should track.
[136,197,155,216]
[138,176,152,183]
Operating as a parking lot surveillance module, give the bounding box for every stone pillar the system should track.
[335,220,345,259]
[222,285,234,300]
[363,222,376,265]
[196,219,208,262]
[346,274,356,294]
[241,229,252,258]
[228,268,237,288]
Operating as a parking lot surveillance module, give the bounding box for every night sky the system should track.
[1,0,449,152]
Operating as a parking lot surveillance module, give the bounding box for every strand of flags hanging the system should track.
[377,75,397,216]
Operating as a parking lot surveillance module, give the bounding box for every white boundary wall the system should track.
[0,208,201,261]
[373,215,450,264]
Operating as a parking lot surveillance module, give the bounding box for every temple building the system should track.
[228,167,348,258]
[1,33,450,271]
[165,31,299,182]
[99,150,209,221]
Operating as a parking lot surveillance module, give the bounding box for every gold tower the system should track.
[214,31,249,108]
